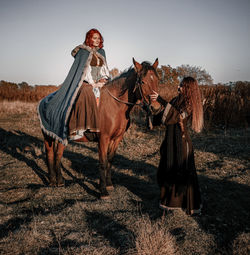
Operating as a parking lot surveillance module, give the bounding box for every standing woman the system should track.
[150,77,203,215]
[38,28,109,145]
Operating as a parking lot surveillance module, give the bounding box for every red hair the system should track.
[84,28,103,48]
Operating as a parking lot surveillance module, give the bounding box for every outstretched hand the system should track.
[150,90,159,101]
[98,78,108,84]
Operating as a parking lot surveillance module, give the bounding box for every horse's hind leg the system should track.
[106,140,115,190]
[54,142,65,187]
[98,136,110,199]
[44,134,56,186]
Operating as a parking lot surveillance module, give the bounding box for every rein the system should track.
[104,75,151,109]
[105,87,142,106]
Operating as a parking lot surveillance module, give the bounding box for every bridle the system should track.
[104,73,152,112]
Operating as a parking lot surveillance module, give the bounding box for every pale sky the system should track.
[0,0,249,85]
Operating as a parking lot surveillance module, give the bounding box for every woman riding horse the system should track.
[38,28,109,147]
[38,28,161,198]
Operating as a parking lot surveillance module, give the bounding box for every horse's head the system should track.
[133,58,161,115]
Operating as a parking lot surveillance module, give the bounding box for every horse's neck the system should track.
[109,75,137,104]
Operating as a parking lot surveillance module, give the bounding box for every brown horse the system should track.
[43,58,161,199]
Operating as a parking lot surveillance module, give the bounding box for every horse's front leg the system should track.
[54,142,65,187]
[106,134,124,190]
[98,136,110,199]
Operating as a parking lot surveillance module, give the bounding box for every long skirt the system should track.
[157,127,202,215]
[68,82,99,141]
[158,171,202,215]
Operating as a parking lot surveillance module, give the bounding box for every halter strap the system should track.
[104,72,151,112]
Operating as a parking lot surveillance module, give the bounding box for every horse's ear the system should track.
[152,58,159,69]
[133,58,142,72]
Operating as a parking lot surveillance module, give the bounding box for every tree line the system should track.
[1,64,249,128]
[1,64,213,102]
[110,64,214,86]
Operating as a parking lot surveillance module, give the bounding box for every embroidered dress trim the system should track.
[159,202,203,215]
[162,103,172,124]
[159,203,182,211]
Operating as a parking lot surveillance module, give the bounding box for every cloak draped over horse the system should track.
[37,44,109,145]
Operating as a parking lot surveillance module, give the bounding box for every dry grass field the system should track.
[0,101,249,255]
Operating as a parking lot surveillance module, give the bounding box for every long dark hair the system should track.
[180,77,203,133]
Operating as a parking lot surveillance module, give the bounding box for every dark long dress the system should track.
[156,94,202,215]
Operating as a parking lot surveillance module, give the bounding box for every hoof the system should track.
[106,185,114,191]
[49,176,57,187]
[57,179,65,187]
[100,194,110,200]
[99,189,110,200]
[49,182,57,187]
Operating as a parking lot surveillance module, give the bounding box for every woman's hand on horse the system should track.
[93,82,105,88]
[150,90,159,101]
[98,78,108,84]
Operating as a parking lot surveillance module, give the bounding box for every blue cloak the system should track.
[37,45,108,145]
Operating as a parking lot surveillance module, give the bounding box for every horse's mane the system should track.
[108,67,136,97]
[140,61,159,78]
[111,67,134,81]
[107,61,159,97]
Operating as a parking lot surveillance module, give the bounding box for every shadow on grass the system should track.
[0,128,101,196]
[0,128,48,185]
[37,211,134,255]
[37,229,88,255]
[0,127,158,203]
[1,127,249,252]
[64,142,161,216]
[85,210,134,253]
[196,174,250,252]
[0,197,85,240]
[61,162,100,199]
[192,128,250,161]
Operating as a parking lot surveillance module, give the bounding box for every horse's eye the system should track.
[141,81,145,84]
